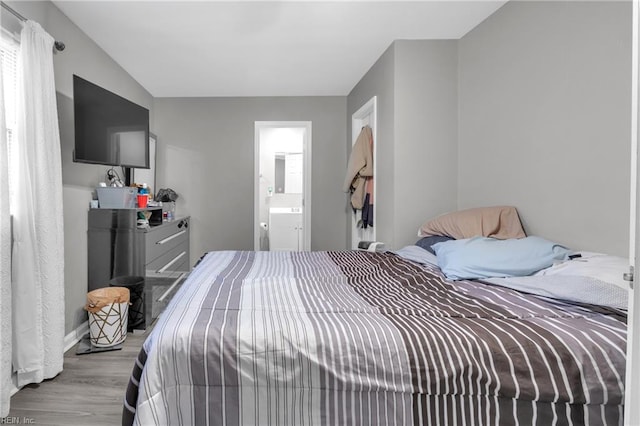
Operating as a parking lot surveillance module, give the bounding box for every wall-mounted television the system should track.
[73,75,150,169]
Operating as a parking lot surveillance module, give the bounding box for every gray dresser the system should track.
[88,208,190,329]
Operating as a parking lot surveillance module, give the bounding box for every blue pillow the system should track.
[431,236,570,280]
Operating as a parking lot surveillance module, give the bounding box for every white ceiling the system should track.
[52,1,507,97]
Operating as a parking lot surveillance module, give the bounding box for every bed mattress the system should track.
[123,250,626,425]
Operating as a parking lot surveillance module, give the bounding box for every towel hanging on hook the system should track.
[343,125,373,210]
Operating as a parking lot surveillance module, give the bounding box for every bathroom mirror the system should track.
[274,152,302,194]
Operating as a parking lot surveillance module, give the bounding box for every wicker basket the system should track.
[85,287,130,347]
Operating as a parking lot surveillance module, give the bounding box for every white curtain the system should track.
[11,20,64,388]
[0,52,13,418]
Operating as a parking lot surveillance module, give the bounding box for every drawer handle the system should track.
[156,251,186,274]
[156,230,187,245]
[157,272,186,303]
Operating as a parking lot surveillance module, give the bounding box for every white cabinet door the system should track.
[269,209,303,251]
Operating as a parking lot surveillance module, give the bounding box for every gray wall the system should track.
[458,1,631,256]
[347,40,458,249]
[7,1,154,335]
[153,97,347,258]
[394,40,458,248]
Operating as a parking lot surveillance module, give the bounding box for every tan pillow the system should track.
[418,206,526,240]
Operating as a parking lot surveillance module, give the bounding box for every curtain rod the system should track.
[1,1,65,51]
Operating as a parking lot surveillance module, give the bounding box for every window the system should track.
[1,31,19,201]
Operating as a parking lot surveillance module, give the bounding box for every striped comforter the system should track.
[123,250,627,425]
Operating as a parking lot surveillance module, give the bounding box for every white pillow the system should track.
[534,252,630,290]
[484,274,628,309]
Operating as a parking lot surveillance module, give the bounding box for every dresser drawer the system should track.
[145,240,189,274]
[144,270,187,326]
[145,219,189,264]
[150,272,187,320]
[139,216,190,329]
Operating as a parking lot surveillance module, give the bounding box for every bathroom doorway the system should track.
[254,121,311,251]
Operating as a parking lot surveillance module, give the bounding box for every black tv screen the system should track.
[73,75,149,168]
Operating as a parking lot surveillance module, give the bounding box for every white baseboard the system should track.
[64,321,88,353]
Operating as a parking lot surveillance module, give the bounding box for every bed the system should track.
[122,246,627,425]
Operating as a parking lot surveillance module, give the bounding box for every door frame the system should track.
[254,121,312,251]
[626,1,640,424]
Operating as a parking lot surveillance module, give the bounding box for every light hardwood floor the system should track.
[7,330,150,426]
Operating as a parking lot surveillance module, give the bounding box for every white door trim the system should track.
[350,96,377,249]
[625,1,640,424]
[254,121,312,251]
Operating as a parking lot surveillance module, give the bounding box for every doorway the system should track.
[254,121,311,251]
[351,97,377,249]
